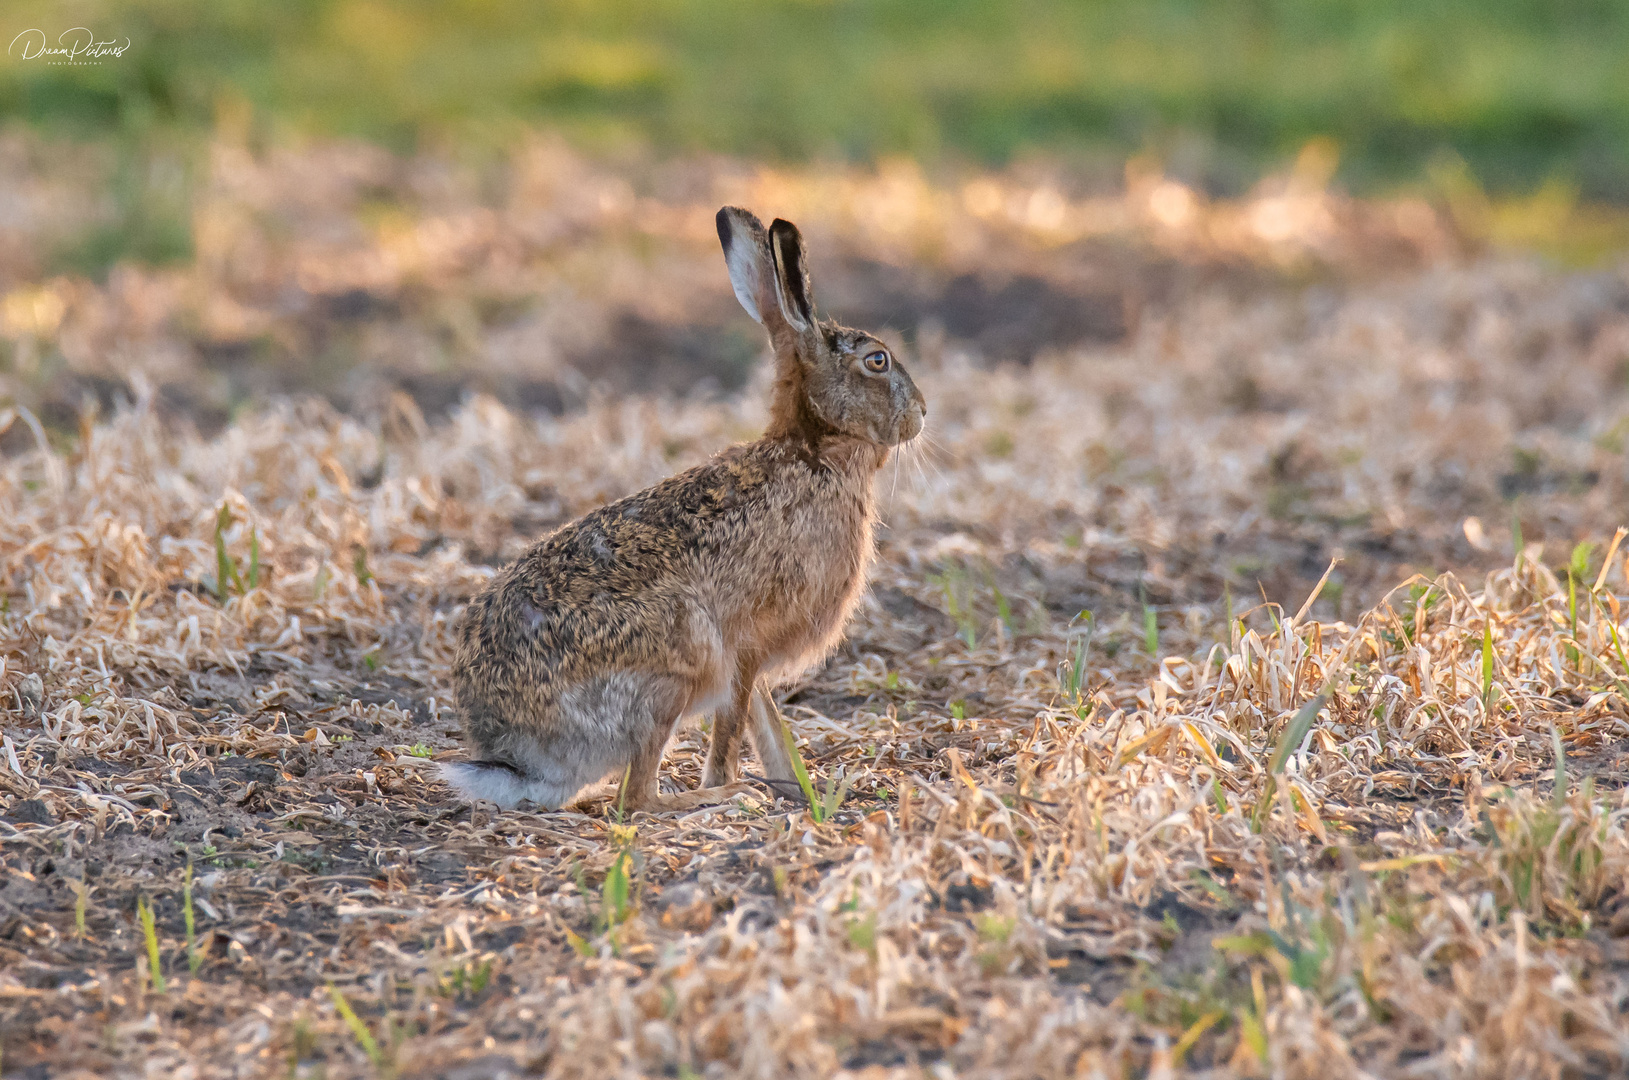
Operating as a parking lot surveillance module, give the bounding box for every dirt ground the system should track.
[5,138,1629,1078]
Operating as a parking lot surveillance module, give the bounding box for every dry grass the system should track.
[4,141,1629,1079]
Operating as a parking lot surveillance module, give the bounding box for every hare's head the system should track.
[717,207,925,449]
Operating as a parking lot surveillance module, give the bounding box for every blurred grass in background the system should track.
[4,0,1629,273]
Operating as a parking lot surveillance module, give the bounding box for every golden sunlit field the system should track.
[5,134,1629,1079]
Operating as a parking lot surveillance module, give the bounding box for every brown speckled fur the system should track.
[443,207,926,812]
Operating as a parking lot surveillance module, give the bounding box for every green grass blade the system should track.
[71,880,88,937]
[1568,569,1580,666]
[212,505,235,603]
[137,895,166,994]
[780,719,823,822]
[821,772,854,820]
[328,984,386,1068]
[182,863,200,975]
[1269,694,1326,774]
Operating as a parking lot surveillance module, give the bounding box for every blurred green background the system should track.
[5,0,1629,271]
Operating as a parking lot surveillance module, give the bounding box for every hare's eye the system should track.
[863,350,890,374]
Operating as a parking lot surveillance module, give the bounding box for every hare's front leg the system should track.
[700,673,800,801]
[700,670,800,793]
[747,678,799,785]
[700,665,754,788]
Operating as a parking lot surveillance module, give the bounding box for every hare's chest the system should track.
[754,489,873,650]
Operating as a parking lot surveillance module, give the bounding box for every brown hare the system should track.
[442,207,926,812]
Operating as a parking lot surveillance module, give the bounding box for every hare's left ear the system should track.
[768,219,815,334]
[717,206,772,325]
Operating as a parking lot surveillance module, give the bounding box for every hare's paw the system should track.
[632,782,756,815]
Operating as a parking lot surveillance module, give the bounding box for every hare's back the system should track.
[456,449,780,671]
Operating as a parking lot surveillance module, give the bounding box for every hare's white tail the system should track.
[438,760,576,809]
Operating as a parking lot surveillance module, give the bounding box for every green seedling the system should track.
[1477,782,1610,929]
[782,720,825,822]
[207,504,263,602]
[137,895,165,994]
[1059,610,1094,717]
[566,822,640,945]
[1237,1003,1269,1063]
[1571,540,1594,590]
[1268,694,1325,776]
[287,1017,318,1077]
[822,770,854,821]
[213,505,240,602]
[564,927,595,958]
[974,912,1017,975]
[327,984,390,1074]
[846,911,878,956]
[1403,582,1440,644]
[1567,569,1581,667]
[1482,621,1496,708]
[599,846,636,931]
[1190,869,1236,910]
[437,959,494,998]
[781,723,854,823]
[1141,585,1159,657]
[68,879,90,937]
[1217,851,1340,996]
[984,567,1015,638]
[610,764,632,825]
[1250,694,1326,832]
[354,547,374,586]
[1171,1009,1225,1066]
[1596,594,1629,696]
[247,530,261,589]
[933,564,979,649]
[406,743,433,758]
[1381,582,1442,648]
[559,828,642,956]
[976,913,1016,944]
[182,863,202,975]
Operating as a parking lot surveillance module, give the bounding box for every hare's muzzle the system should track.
[898,395,926,443]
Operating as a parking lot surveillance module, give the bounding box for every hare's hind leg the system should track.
[621,691,751,815]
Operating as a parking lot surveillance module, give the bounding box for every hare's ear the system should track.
[768,219,815,334]
[716,206,771,325]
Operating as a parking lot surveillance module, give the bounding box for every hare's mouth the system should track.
[896,407,926,445]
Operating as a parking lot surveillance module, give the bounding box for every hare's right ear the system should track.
[768,219,814,334]
[716,206,772,325]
